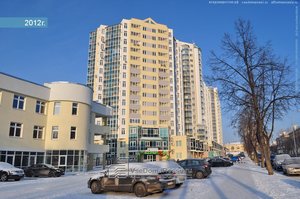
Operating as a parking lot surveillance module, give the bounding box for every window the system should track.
[9,122,22,137]
[53,102,61,115]
[52,126,59,139]
[70,127,76,139]
[120,141,126,148]
[35,101,45,114]
[72,103,78,115]
[130,141,136,147]
[13,95,25,110]
[176,140,182,147]
[33,126,43,139]
[145,141,150,147]
[122,109,125,115]
[121,128,125,135]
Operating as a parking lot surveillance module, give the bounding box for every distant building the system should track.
[224,142,244,155]
[0,72,112,171]
[275,126,300,156]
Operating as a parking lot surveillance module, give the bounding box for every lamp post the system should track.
[292,125,298,157]
[292,110,300,157]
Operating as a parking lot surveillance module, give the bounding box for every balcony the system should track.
[159,89,169,95]
[130,67,140,74]
[130,86,141,92]
[131,77,141,83]
[129,113,141,118]
[88,144,109,154]
[91,124,111,135]
[130,104,140,109]
[158,80,169,86]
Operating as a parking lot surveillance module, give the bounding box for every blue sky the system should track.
[0,0,299,143]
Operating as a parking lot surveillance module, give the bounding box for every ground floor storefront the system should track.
[0,149,104,172]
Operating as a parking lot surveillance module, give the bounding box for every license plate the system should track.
[167,182,173,185]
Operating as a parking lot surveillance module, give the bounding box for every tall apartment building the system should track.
[87,17,223,161]
[0,72,112,171]
[171,40,208,160]
[87,18,175,162]
[204,86,223,156]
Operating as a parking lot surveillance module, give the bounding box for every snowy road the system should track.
[1,158,300,199]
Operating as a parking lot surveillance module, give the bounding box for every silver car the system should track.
[273,154,291,171]
[282,157,300,175]
[146,161,186,187]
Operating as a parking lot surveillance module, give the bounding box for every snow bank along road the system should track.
[1,158,300,199]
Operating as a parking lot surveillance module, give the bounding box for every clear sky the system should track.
[0,0,299,143]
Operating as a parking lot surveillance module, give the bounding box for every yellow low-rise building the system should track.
[0,72,112,171]
[224,142,245,154]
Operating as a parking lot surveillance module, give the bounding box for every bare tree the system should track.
[209,19,300,175]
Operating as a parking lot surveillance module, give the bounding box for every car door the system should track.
[178,160,191,177]
[39,165,50,176]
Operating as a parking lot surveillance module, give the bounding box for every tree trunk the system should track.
[262,135,274,175]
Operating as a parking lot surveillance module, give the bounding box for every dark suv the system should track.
[88,163,176,197]
[177,159,212,179]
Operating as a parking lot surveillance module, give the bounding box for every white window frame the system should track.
[13,95,25,110]
[35,100,45,114]
[52,126,59,139]
[9,122,22,137]
[33,125,44,139]
[53,102,61,115]
[70,126,76,140]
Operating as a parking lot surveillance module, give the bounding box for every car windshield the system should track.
[44,164,56,168]
[0,162,15,169]
[284,158,300,164]
[276,155,291,161]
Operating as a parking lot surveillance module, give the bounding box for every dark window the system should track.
[13,95,25,109]
[70,127,76,139]
[9,122,22,137]
[33,126,43,139]
[72,103,78,115]
[35,101,45,114]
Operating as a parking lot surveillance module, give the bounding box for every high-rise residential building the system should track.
[87,18,175,162]
[204,86,223,157]
[170,40,208,160]
[87,17,223,161]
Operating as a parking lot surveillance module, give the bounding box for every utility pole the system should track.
[293,125,298,157]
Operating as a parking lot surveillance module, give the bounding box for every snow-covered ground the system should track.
[0,158,300,199]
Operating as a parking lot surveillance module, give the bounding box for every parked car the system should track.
[177,159,211,179]
[282,157,300,175]
[208,157,233,167]
[147,160,186,187]
[0,162,24,181]
[88,163,176,197]
[24,163,64,177]
[231,156,239,162]
[273,154,291,171]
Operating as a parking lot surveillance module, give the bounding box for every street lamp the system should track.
[292,109,300,157]
[292,125,298,157]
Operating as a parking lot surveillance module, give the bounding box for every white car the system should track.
[282,157,300,175]
[146,160,186,186]
[0,162,24,181]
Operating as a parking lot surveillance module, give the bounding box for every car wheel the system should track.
[175,183,183,188]
[91,180,102,194]
[26,171,33,177]
[195,171,204,179]
[48,171,56,177]
[15,178,21,181]
[0,172,8,182]
[134,183,147,197]
[56,173,61,177]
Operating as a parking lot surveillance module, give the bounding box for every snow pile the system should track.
[243,158,300,199]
